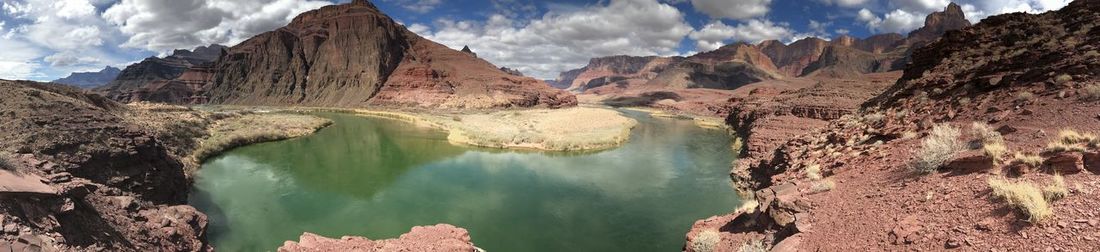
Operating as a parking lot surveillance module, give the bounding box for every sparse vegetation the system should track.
[738,239,767,252]
[193,113,333,162]
[1055,74,1073,84]
[691,230,721,252]
[970,122,1006,162]
[1046,129,1096,153]
[811,179,836,193]
[911,124,963,174]
[1043,175,1069,202]
[1082,84,1100,101]
[0,152,13,170]
[988,178,1053,223]
[1013,152,1044,168]
[1015,91,1035,102]
[804,164,822,180]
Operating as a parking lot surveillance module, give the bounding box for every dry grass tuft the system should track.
[1043,175,1069,202]
[911,124,963,174]
[1046,129,1096,153]
[811,179,836,193]
[691,230,721,252]
[988,178,1053,223]
[1082,84,1100,101]
[1055,74,1073,84]
[1013,152,1044,168]
[804,164,822,180]
[971,122,1007,162]
[738,239,767,252]
[1015,91,1035,102]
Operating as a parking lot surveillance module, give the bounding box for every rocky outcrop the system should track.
[905,3,972,48]
[203,0,573,109]
[690,1,1100,250]
[0,80,207,251]
[647,43,780,90]
[759,38,829,77]
[98,45,226,103]
[278,224,477,252]
[51,66,121,89]
[499,67,524,76]
[555,55,684,91]
[800,45,901,78]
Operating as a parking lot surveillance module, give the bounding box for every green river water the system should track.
[189,110,740,251]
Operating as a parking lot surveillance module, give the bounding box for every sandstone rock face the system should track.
[555,55,684,91]
[99,45,226,103]
[203,0,573,109]
[648,43,780,90]
[278,224,477,252]
[51,66,121,89]
[0,80,207,251]
[906,3,972,48]
[760,38,829,77]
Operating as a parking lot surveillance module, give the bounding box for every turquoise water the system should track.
[189,110,739,251]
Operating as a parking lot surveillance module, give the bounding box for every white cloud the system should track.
[689,19,801,51]
[415,0,692,79]
[689,0,771,20]
[855,0,1072,34]
[103,0,332,53]
[817,0,872,7]
[0,38,46,79]
[385,0,442,13]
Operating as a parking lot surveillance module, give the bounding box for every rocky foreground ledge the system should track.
[279,224,478,252]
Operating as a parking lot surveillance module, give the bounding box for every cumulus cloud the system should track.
[689,0,771,20]
[412,0,692,79]
[817,0,872,7]
[689,19,802,51]
[103,0,332,53]
[855,0,1072,34]
[384,0,442,13]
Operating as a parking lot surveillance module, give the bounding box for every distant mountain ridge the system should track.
[97,45,227,103]
[554,2,972,93]
[52,66,121,89]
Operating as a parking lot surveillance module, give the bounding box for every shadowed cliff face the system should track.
[99,45,227,103]
[201,1,575,109]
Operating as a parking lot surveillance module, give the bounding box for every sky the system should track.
[0,0,1074,81]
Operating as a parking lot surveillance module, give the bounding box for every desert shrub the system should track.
[1082,84,1100,101]
[1085,50,1100,58]
[1015,91,1035,102]
[1043,175,1069,202]
[1013,152,1044,168]
[738,239,767,252]
[970,122,1007,162]
[989,178,1053,223]
[911,124,963,174]
[811,179,836,193]
[1055,74,1073,84]
[804,164,822,180]
[0,152,13,170]
[862,112,885,126]
[1046,129,1095,153]
[691,230,721,252]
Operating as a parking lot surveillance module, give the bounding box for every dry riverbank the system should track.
[353,107,639,152]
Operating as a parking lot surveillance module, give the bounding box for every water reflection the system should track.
[191,111,739,252]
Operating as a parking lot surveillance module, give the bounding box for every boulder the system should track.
[1045,152,1084,174]
[1083,151,1100,174]
[944,150,994,173]
[279,224,476,252]
[770,233,802,252]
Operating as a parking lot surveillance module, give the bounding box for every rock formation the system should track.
[201,0,573,109]
[647,43,780,90]
[278,224,478,252]
[98,45,226,103]
[688,0,1100,250]
[0,80,208,251]
[553,55,684,92]
[51,66,121,89]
